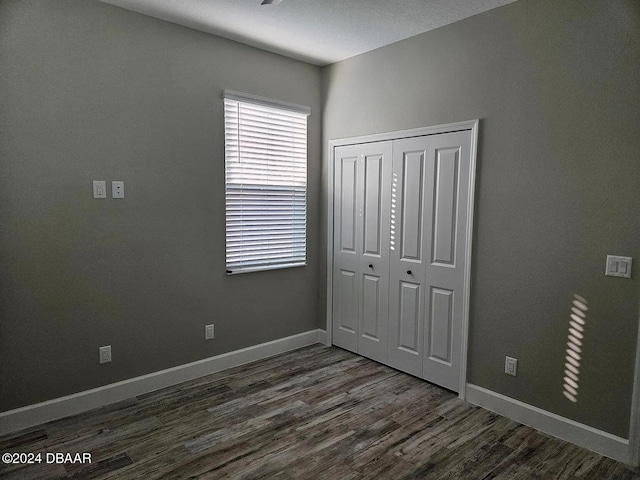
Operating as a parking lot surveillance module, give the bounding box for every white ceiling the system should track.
[98,0,517,66]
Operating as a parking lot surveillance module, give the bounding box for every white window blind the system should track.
[224,91,309,274]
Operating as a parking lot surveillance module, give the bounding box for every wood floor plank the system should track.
[296,461,360,480]
[514,440,596,480]
[0,429,48,451]
[1,345,637,479]
[0,459,68,480]
[578,457,640,480]
[437,440,515,480]
[355,451,418,480]
[475,425,563,480]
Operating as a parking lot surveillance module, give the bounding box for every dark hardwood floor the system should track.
[1,345,638,479]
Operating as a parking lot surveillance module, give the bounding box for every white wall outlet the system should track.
[93,181,106,199]
[112,181,124,199]
[605,255,632,278]
[99,345,112,364]
[505,356,517,376]
[205,324,215,340]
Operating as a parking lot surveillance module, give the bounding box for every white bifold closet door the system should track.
[332,129,473,393]
[388,131,472,391]
[332,141,392,364]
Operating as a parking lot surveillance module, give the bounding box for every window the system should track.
[223,90,309,274]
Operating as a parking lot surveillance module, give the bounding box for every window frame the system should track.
[223,90,310,275]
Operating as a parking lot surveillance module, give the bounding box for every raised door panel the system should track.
[361,275,381,340]
[339,156,358,255]
[337,270,358,335]
[428,287,454,364]
[431,148,459,266]
[363,154,383,256]
[422,131,472,392]
[388,138,428,377]
[399,151,424,261]
[398,281,421,354]
[332,146,361,352]
[357,143,392,363]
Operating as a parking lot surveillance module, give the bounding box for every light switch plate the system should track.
[205,324,214,340]
[505,356,517,376]
[605,255,632,278]
[93,181,106,199]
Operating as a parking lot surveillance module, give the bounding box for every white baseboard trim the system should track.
[0,329,322,436]
[317,329,328,346]
[466,384,631,464]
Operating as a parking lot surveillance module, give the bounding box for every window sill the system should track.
[226,262,307,275]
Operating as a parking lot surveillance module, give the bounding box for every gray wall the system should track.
[0,0,322,412]
[322,0,640,438]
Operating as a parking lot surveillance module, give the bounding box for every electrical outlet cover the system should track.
[112,181,124,198]
[99,345,112,364]
[205,324,214,340]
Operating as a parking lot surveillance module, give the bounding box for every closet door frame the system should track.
[326,119,479,400]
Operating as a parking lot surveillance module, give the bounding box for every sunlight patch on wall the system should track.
[563,294,587,403]
[390,172,397,251]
